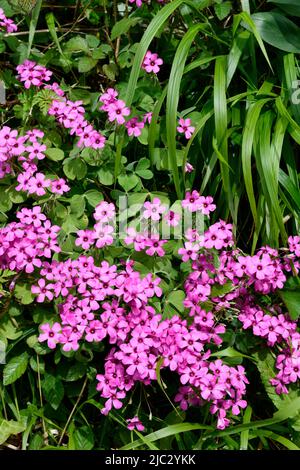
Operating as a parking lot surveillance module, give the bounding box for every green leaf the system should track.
[78,57,98,73]
[164,290,185,317]
[135,169,153,180]
[64,36,89,52]
[214,1,232,20]
[111,17,141,41]
[14,282,34,305]
[3,352,29,386]
[136,158,150,171]
[42,374,64,410]
[0,192,13,213]
[98,168,114,186]
[241,99,270,228]
[46,148,65,161]
[166,23,207,198]
[70,194,86,218]
[58,362,87,382]
[102,63,118,81]
[27,0,42,58]
[118,174,139,192]
[72,426,94,450]
[63,158,87,180]
[250,12,300,53]
[120,423,213,450]
[268,0,300,17]
[274,397,300,421]
[0,418,26,445]
[8,188,27,204]
[84,190,103,207]
[211,282,234,297]
[278,286,300,320]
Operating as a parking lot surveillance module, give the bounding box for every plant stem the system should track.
[58,376,88,447]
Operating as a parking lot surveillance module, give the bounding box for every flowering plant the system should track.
[1,0,300,452]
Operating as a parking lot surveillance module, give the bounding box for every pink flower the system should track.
[51,178,70,195]
[129,0,143,7]
[198,196,216,215]
[178,242,200,262]
[164,210,181,227]
[27,172,51,196]
[182,190,201,213]
[185,162,194,173]
[177,118,195,139]
[99,88,118,111]
[38,322,61,349]
[142,51,163,74]
[94,201,116,223]
[31,279,54,303]
[16,60,52,89]
[27,141,47,160]
[143,112,153,124]
[17,206,46,227]
[145,236,167,257]
[124,228,147,251]
[126,118,144,137]
[143,198,166,221]
[93,224,114,248]
[107,99,131,125]
[127,416,145,431]
[75,230,95,250]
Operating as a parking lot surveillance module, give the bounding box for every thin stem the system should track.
[58,376,88,447]
[37,355,48,445]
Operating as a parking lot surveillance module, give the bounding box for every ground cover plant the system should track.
[1,0,300,451]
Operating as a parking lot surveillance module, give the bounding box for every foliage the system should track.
[0,0,300,451]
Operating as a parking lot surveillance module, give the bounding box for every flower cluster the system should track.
[48,98,106,149]
[0,125,70,196]
[15,61,106,150]
[0,206,60,274]
[75,201,116,250]
[99,88,146,138]
[30,243,248,429]
[16,60,52,89]
[0,8,17,33]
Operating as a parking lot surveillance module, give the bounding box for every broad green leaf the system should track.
[268,0,300,17]
[64,36,89,52]
[98,168,114,186]
[164,290,185,317]
[0,418,26,445]
[84,190,103,207]
[278,287,300,320]
[14,282,35,305]
[72,426,94,450]
[118,174,139,192]
[70,194,86,218]
[3,352,29,385]
[214,1,232,20]
[111,17,141,41]
[63,158,87,180]
[135,169,153,180]
[58,362,87,382]
[250,12,300,53]
[42,373,64,410]
[46,148,65,161]
[78,56,98,73]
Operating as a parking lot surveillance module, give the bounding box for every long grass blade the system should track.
[27,0,43,58]
[166,23,207,198]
